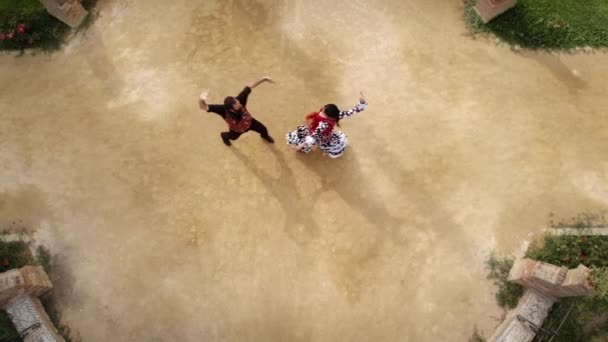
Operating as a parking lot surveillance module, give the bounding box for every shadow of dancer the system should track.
[291,149,414,303]
[230,146,323,247]
[514,49,587,94]
[358,127,482,258]
[82,25,125,101]
[294,149,408,245]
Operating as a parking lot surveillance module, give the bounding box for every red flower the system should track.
[579,254,586,261]
[17,23,26,34]
[28,38,33,45]
[7,31,14,39]
[0,33,5,41]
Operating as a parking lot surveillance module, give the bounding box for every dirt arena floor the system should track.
[0,0,607,340]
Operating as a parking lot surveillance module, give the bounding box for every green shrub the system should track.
[0,0,98,51]
[526,235,608,269]
[0,240,34,271]
[486,254,523,309]
[36,245,51,273]
[590,267,608,299]
[0,0,68,50]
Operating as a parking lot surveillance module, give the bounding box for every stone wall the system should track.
[489,259,595,342]
[508,259,595,298]
[0,266,64,342]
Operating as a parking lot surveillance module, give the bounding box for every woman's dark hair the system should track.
[224,96,242,119]
[324,104,340,125]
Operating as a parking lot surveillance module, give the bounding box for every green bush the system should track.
[36,245,51,273]
[526,235,608,269]
[0,240,34,271]
[0,0,99,51]
[590,267,608,299]
[0,0,69,50]
[485,254,523,309]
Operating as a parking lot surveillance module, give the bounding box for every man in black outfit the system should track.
[198,76,275,146]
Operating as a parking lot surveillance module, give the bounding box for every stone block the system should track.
[508,259,567,294]
[551,264,595,297]
[39,0,89,28]
[0,266,53,308]
[21,266,53,297]
[474,0,517,23]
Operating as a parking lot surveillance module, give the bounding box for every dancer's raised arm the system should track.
[339,91,368,119]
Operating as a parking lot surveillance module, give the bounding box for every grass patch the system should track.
[464,0,608,50]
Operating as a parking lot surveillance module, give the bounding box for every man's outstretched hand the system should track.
[199,89,210,101]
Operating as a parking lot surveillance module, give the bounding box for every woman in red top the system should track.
[286,92,368,158]
[199,76,275,146]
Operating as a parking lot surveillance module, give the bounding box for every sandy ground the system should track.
[0,0,607,341]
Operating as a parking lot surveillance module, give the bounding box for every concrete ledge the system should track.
[489,288,557,342]
[547,227,608,236]
[5,295,65,342]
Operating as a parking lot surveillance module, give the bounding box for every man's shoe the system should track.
[221,132,231,146]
